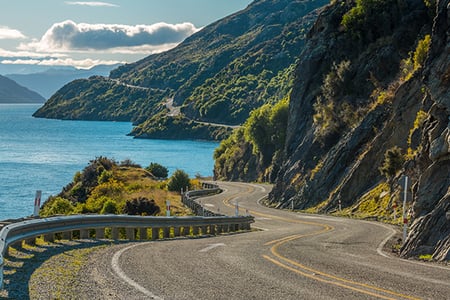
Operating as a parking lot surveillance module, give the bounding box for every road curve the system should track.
[83,182,450,299]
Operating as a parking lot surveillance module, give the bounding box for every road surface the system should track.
[83,182,450,299]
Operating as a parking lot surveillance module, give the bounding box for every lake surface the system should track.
[0,104,219,220]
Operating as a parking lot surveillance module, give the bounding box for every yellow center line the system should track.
[219,184,421,299]
[262,255,398,300]
[262,220,420,300]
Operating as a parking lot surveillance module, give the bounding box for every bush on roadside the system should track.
[167,169,191,192]
[146,162,169,178]
[122,197,160,216]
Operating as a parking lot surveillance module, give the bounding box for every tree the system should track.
[146,162,169,178]
[167,169,191,192]
[123,197,160,216]
[379,146,404,181]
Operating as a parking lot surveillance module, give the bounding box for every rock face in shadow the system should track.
[266,0,449,260]
[400,0,450,261]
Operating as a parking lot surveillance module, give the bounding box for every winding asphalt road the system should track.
[88,182,450,299]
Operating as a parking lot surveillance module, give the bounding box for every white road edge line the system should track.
[199,243,225,252]
[373,222,450,271]
[111,243,164,300]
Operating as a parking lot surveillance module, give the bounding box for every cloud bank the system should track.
[65,1,119,7]
[0,27,26,40]
[24,20,199,52]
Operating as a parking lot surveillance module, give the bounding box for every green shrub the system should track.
[413,35,431,70]
[101,199,118,214]
[379,146,404,180]
[341,0,395,41]
[167,169,191,192]
[401,35,431,80]
[40,197,75,217]
[146,162,169,178]
[98,170,113,184]
[123,197,160,216]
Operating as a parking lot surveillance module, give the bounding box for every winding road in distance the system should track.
[87,182,450,299]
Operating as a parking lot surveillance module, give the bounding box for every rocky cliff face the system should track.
[400,0,450,260]
[265,0,449,261]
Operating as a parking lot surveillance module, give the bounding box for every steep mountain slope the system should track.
[0,75,45,103]
[215,0,449,261]
[33,0,328,139]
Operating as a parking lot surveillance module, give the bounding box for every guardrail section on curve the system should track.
[0,184,254,289]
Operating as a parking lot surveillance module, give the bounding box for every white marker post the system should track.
[33,190,42,217]
[402,175,409,244]
[235,201,239,217]
[166,200,171,217]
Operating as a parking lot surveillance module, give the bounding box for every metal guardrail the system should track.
[0,184,254,289]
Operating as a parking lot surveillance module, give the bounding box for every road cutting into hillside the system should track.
[83,182,450,299]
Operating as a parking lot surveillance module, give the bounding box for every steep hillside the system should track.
[34,0,328,139]
[0,75,45,103]
[215,0,449,261]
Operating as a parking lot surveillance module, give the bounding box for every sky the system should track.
[0,0,252,70]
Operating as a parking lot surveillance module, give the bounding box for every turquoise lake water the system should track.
[0,104,219,220]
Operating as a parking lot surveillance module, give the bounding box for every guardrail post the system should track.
[62,231,72,240]
[126,228,135,240]
[222,224,229,233]
[25,237,36,246]
[11,240,23,249]
[192,226,199,236]
[180,226,188,236]
[80,229,89,239]
[152,227,159,240]
[173,227,180,237]
[43,233,55,243]
[162,227,170,239]
[210,224,217,235]
[111,227,119,240]
[95,228,105,239]
[201,225,208,236]
[139,228,148,240]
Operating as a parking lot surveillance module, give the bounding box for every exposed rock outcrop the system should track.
[400,0,450,260]
[266,0,449,260]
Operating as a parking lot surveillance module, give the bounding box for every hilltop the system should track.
[0,75,45,103]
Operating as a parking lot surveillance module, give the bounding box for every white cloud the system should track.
[0,48,67,58]
[20,20,199,53]
[0,26,26,40]
[65,1,119,7]
[2,57,124,69]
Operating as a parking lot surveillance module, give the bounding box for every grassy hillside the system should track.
[40,157,195,217]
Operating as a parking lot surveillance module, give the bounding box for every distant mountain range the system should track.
[0,75,45,103]
[5,64,121,99]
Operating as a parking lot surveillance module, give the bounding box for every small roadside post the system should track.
[166,200,171,217]
[401,175,410,244]
[33,190,42,217]
[235,201,239,217]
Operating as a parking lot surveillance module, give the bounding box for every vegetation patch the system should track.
[40,157,195,217]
